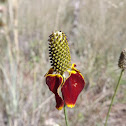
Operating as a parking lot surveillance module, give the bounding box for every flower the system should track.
[45,31,85,110]
[118,48,126,70]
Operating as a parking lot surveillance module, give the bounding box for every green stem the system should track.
[64,104,69,126]
[62,76,69,126]
[104,69,124,126]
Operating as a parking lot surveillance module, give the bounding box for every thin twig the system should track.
[33,94,54,114]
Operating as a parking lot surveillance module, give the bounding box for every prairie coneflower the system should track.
[45,31,85,110]
[105,49,126,126]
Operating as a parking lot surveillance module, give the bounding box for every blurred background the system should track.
[0,0,126,126]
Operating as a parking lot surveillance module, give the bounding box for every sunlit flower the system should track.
[45,31,85,110]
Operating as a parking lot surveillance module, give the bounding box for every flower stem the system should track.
[64,104,69,126]
[104,69,124,126]
[62,76,69,126]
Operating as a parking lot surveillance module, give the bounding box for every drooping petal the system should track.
[55,93,64,110]
[61,71,85,108]
[46,74,62,93]
[46,74,64,110]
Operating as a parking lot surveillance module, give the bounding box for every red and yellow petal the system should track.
[71,63,80,73]
[61,70,85,108]
[45,73,64,110]
[44,68,54,77]
[46,74,63,94]
[55,93,64,110]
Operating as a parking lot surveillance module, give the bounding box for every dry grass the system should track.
[0,0,126,126]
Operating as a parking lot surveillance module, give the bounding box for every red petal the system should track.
[46,74,63,94]
[55,93,64,110]
[61,71,85,108]
[46,74,64,110]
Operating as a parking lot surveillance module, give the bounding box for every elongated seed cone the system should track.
[48,31,71,74]
[118,49,126,70]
